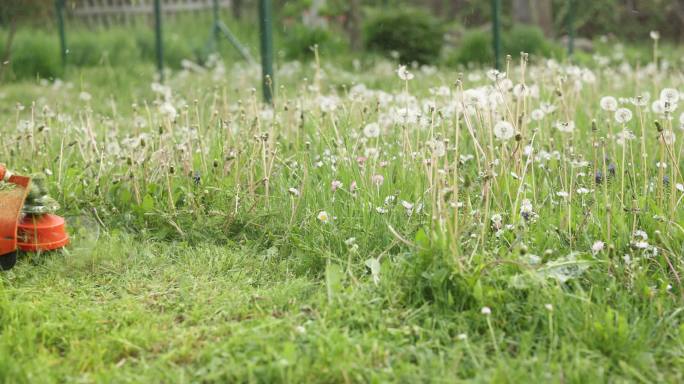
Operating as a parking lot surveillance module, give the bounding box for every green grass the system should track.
[1,41,684,382]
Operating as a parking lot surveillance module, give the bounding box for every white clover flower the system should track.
[493,121,515,140]
[491,213,503,230]
[554,120,575,133]
[600,96,618,111]
[363,122,380,138]
[591,240,605,254]
[317,211,330,223]
[614,108,633,124]
[660,88,680,104]
[481,306,491,315]
[576,187,592,194]
[396,65,414,81]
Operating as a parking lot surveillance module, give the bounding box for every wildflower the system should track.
[660,130,675,145]
[544,304,553,312]
[486,69,506,81]
[159,102,177,121]
[530,109,545,121]
[556,191,569,198]
[600,96,618,111]
[520,199,535,221]
[350,181,358,194]
[428,139,446,157]
[363,123,380,138]
[372,174,384,186]
[457,333,468,341]
[676,183,684,192]
[591,240,605,254]
[576,187,592,194]
[318,96,339,112]
[396,65,414,81]
[650,30,660,40]
[554,120,575,133]
[660,88,679,104]
[287,187,300,197]
[375,207,388,214]
[401,200,414,216]
[79,91,92,102]
[481,306,492,315]
[493,121,515,140]
[491,213,503,230]
[614,108,633,124]
[331,180,343,192]
[317,211,330,223]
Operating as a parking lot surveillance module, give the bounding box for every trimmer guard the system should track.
[0,175,30,257]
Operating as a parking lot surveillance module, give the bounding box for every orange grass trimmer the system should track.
[0,164,69,270]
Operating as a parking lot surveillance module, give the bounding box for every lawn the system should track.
[1,48,684,383]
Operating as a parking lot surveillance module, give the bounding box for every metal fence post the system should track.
[567,0,575,56]
[491,0,501,70]
[55,0,67,67]
[258,0,274,104]
[154,0,164,82]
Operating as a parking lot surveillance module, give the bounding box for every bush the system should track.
[136,29,196,69]
[282,24,346,60]
[8,30,61,80]
[364,8,443,65]
[503,24,555,58]
[448,29,492,66]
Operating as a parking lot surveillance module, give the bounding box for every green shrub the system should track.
[503,24,554,58]
[136,29,195,68]
[448,29,492,66]
[364,8,443,65]
[282,24,346,60]
[8,30,61,79]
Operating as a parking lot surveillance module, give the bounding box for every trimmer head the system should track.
[0,165,69,270]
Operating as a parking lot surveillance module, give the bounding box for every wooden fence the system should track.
[66,0,232,25]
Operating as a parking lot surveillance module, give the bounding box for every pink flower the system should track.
[350,181,358,193]
[372,174,384,186]
[356,156,367,166]
[331,180,343,192]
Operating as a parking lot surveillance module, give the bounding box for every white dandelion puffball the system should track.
[614,108,633,124]
[660,88,680,104]
[363,122,380,138]
[396,65,414,81]
[493,121,515,140]
[600,96,618,111]
[554,120,575,133]
[159,102,177,121]
[530,109,545,121]
[650,30,660,40]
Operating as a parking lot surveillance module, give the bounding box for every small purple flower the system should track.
[595,170,603,184]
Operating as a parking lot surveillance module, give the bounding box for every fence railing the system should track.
[67,0,232,24]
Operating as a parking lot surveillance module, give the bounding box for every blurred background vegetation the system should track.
[1,0,683,81]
